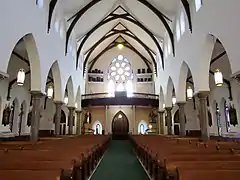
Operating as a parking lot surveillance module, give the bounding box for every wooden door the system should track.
[112,111,129,135]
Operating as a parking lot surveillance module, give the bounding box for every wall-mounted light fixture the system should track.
[17,69,25,86]
[214,69,223,87]
[187,86,193,99]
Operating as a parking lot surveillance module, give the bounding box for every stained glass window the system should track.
[107,55,134,97]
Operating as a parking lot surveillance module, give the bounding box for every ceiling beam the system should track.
[76,12,163,69]
[47,0,58,33]
[88,36,152,72]
[137,0,174,56]
[12,51,30,66]
[210,51,226,65]
[82,23,156,74]
[181,0,192,33]
[65,0,102,54]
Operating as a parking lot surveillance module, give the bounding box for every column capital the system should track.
[177,102,186,106]
[68,106,76,111]
[76,110,82,114]
[195,91,210,99]
[165,107,172,111]
[31,91,44,98]
[158,110,165,114]
[54,101,64,105]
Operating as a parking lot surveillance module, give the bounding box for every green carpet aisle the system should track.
[90,140,149,180]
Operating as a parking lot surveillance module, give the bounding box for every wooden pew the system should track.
[130,135,240,180]
[0,135,110,180]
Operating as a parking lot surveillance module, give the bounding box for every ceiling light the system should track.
[117,44,124,50]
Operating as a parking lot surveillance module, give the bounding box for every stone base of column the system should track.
[165,107,172,135]
[196,91,210,141]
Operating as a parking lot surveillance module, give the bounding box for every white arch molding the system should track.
[6,33,42,92]
[92,120,102,135]
[64,76,75,107]
[75,85,81,110]
[46,60,63,102]
[165,76,175,107]
[138,120,148,134]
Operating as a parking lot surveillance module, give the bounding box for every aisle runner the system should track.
[90,140,149,180]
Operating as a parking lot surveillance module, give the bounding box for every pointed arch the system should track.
[177,61,194,102]
[22,34,42,91]
[75,85,81,109]
[7,33,42,92]
[65,76,74,107]
[47,60,63,101]
[159,85,165,110]
[92,120,103,134]
[112,111,129,134]
[138,120,148,134]
[165,76,175,107]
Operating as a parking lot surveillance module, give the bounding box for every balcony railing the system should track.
[82,92,159,100]
[81,92,159,107]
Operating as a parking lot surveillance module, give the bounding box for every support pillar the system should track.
[158,111,165,134]
[76,110,82,135]
[54,101,63,136]
[68,107,75,135]
[105,105,108,134]
[177,103,186,136]
[132,105,136,134]
[30,91,43,141]
[165,107,172,135]
[196,92,210,140]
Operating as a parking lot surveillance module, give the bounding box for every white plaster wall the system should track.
[157,1,240,135]
[159,0,240,99]
[0,0,82,104]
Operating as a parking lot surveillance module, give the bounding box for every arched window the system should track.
[36,0,44,8]
[176,20,181,41]
[216,103,221,136]
[54,20,60,32]
[224,102,231,132]
[140,124,144,134]
[60,24,65,39]
[138,120,147,134]
[180,11,185,35]
[92,121,102,135]
[96,124,100,134]
[107,55,134,97]
[195,0,203,12]
[167,39,171,55]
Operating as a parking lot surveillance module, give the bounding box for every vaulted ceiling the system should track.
[48,0,190,72]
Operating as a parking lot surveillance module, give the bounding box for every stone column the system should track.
[54,101,63,136]
[68,107,75,135]
[132,105,136,134]
[76,110,82,135]
[30,91,43,141]
[177,103,186,136]
[196,92,210,140]
[158,111,165,134]
[165,107,172,135]
[105,105,108,134]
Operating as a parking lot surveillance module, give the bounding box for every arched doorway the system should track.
[112,111,129,139]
